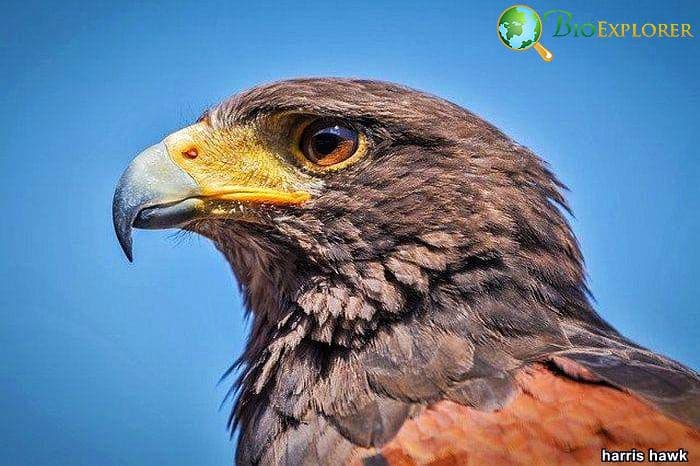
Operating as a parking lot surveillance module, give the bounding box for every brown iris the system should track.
[300,120,359,166]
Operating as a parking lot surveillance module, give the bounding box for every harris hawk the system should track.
[112,78,700,465]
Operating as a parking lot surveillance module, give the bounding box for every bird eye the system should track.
[299,120,359,166]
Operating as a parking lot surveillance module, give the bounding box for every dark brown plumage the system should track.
[113,78,700,465]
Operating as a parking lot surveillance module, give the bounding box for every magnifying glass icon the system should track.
[497,5,554,62]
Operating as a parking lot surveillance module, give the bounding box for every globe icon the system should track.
[497,5,553,61]
[497,5,541,50]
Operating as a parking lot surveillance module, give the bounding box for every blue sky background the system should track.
[2,1,698,465]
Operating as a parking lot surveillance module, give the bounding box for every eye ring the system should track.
[297,119,363,169]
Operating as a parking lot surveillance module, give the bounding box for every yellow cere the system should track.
[164,122,312,206]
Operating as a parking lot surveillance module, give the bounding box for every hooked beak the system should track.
[112,123,313,262]
[112,141,200,262]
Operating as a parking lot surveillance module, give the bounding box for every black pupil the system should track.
[313,133,343,156]
[311,125,355,156]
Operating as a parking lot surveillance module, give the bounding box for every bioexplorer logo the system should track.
[497,5,694,62]
[497,5,553,61]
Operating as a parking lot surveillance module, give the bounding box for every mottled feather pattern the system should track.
[181,79,700,465]
[373,365,700,465]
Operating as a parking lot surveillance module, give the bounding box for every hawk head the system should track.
[113,79,624,461]
[114,78,593,342]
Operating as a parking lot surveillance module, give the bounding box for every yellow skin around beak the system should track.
[165,122,312,206]
[112,121,315,261]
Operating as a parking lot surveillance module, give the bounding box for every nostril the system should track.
[182,147,199,159]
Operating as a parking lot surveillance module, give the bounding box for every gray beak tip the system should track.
[119,236,134,263]
[112,141,199,263]
[112,192,135,262]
